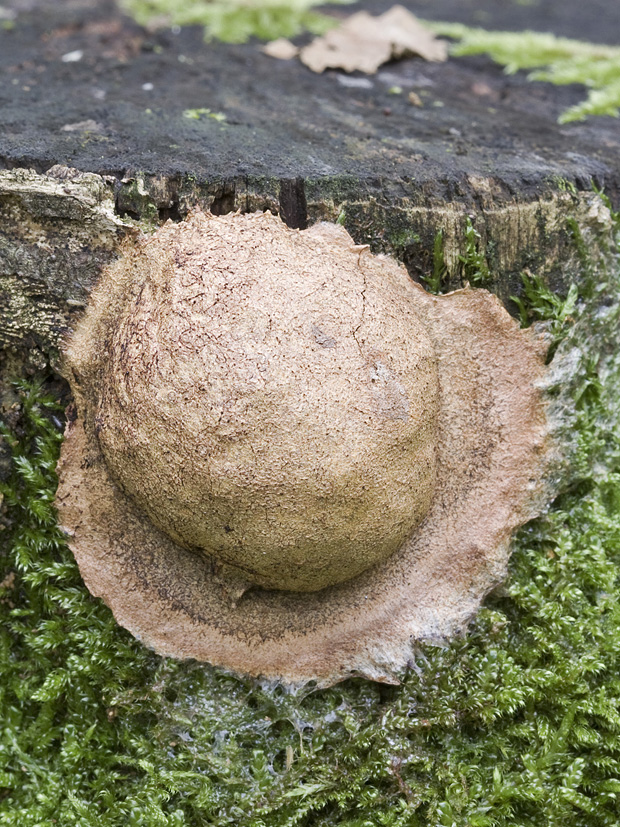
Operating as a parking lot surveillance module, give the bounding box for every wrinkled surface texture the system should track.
[74,213,439,592]
[57,212,550,686]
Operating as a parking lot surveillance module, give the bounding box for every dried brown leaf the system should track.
[299,5,447,75]
[262,37,299,61]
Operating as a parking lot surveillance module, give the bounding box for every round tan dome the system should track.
[89,213,439,592]
[57,209,551,687]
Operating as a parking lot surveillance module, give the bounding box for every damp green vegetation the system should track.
[424,218,491,293]
[552,177,579,195]
[1,199,620,825]
[459,218,492,287]
[182,108,227,122]
[428,22,620,123]
[119,0,351,44]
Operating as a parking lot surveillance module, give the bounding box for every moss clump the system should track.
[428,22,620,123]
[459,217,492,287]
[1,199,620,825]
[182,108,226,122]
[120,0,352,44]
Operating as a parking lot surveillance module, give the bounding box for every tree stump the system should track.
[1,0,620,387]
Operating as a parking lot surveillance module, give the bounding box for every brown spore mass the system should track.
[70,213,438,592]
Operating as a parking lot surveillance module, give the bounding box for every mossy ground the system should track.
[1,196,619,826]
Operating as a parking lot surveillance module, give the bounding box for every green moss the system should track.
[388,229,422,250]
[457,217,493,287]
[421,229,446,294]
[551,177,579,195]
[119,0,352,44]
[1,198,620,825]
[427,22,620,123]
[182,108,226,122]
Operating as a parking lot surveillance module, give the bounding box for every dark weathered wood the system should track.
[1,1,618,195]
[2,0,619,189]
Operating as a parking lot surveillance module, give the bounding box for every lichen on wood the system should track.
[0,167,129,371]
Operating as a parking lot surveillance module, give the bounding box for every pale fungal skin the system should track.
[56,210,551,687]
[76,213,439,592]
